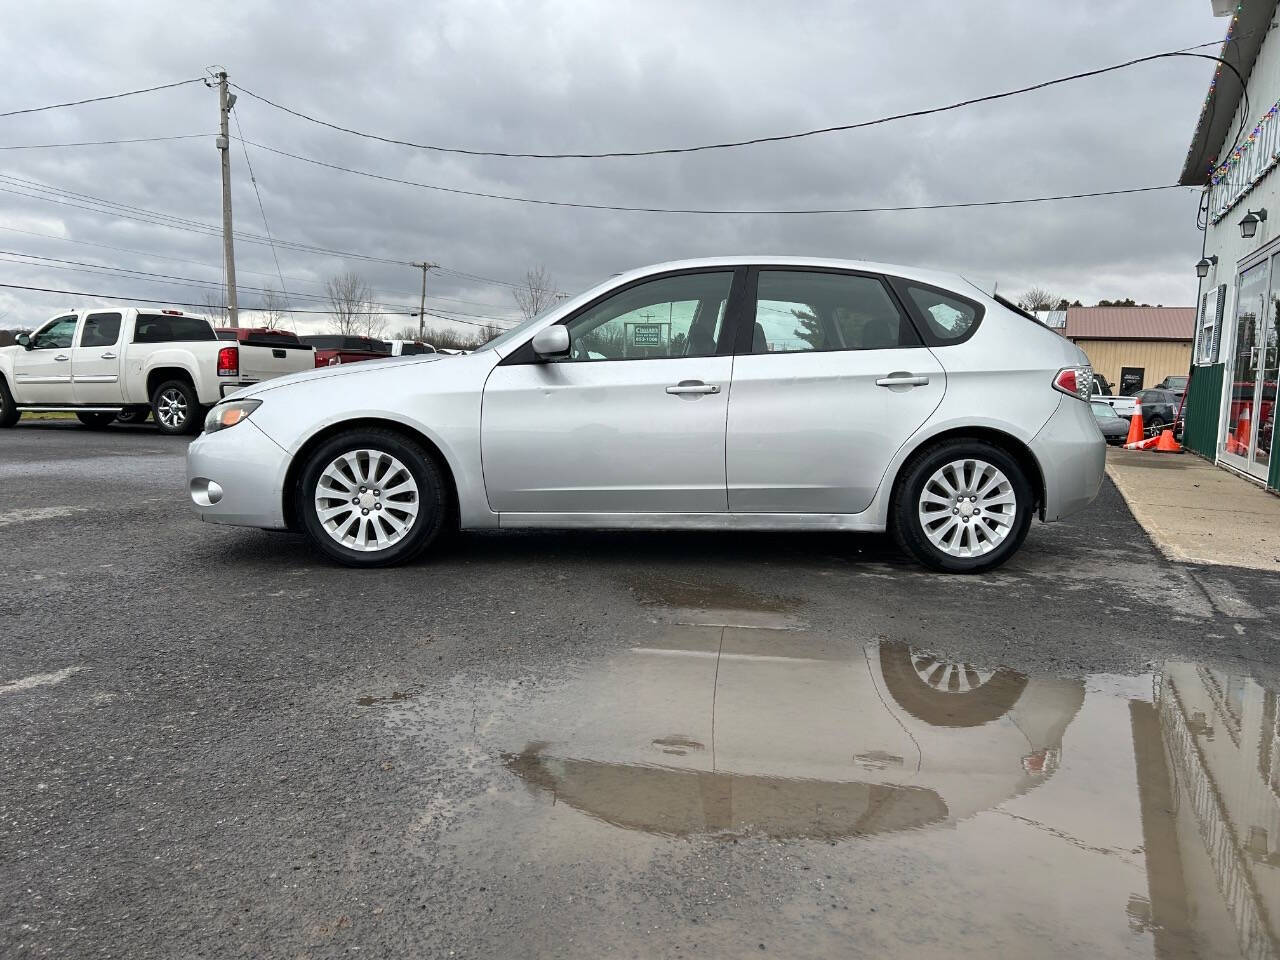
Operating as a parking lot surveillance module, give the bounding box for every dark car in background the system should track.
[1091,401,1129,445]
[1132,387,1182,433]
[298,335,390,368]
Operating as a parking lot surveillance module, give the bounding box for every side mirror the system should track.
[531,325,570,360]
[16,333,31,350]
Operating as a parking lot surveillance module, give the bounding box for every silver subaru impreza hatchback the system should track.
[187,257,1104,573]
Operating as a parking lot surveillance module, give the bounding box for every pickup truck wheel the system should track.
[0,377,17,428]
[297,428,447,567]
[115,406,150,425]
[76,412,116,429]
[151,380,199,435]
[891,439,1034,574]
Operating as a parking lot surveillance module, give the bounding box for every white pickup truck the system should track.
[0,307,314,434]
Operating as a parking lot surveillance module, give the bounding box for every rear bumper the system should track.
[219,380,260,399]
[1030,398,1106,522]
[186,419,290,528]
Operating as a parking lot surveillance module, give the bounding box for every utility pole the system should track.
[411,261,437,339]
[216,71,240,328]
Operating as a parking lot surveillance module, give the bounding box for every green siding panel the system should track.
[1183,364,1224,457]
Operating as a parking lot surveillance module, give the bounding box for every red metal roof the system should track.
[1061,306,1196,342]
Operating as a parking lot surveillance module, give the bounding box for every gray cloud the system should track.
[0,0,1226,332]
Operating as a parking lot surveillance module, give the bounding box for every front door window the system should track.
[1254,265,1280,474]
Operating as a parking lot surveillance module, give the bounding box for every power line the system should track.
[0,223,524,308]
[235,138,1189,214]
[0,250,518,326]
[0,281,515,326]
[0,78,205,119]
[229,41,1233,160]
[0,134,214,150]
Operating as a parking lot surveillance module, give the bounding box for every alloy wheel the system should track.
[313,448,420,552]
[908,649,996,693]
[917,458,1016,559]
[156,388,188,429]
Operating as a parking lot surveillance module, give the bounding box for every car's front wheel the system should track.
[892,439,1034,573]
[0,377,18,428]
[296,428,448,567]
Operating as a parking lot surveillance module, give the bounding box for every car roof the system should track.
[609,256,982,296]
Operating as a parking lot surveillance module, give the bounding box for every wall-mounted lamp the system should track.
[1240,208,1268,239]
[1196,255,1218,278]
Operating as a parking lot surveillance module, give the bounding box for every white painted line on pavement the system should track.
[0,506,88,527]
[0,666,83,696]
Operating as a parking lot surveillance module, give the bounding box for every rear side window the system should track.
[133,315,216,343]
[80,312,122,347]
[901,284,982,343]
[751,270,917,354]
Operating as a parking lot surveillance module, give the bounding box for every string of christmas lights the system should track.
[1192,4,1243,174]
[1211,98,1280,185]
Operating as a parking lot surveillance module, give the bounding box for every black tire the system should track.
[295,427,448,567]
[879,643,1028,727]
[76,412,116,429]
[0,376,18,428]
[115,406,150,425]
[891,438,1035,573]
[1146,415,1167,435]
[151,379,200,435]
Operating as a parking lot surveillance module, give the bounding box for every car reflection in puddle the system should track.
[386,622,1280,959]
[501,629,1084,840]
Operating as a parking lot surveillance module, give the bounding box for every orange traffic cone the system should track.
[1125,434,1161,450]
[1154,429,1182,453]
[1124,397,1144,446]
[1228,405,1252,455]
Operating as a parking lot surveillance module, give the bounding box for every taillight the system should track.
[217,346,239,378]
[1053,365,1092,401]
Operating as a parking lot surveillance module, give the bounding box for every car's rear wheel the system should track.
[151,380,200,435]
[892,439,1034,573]
[0,377,18,428]
[76,412,116,429]
[296,428,448,567]
[1146,414,1167,435]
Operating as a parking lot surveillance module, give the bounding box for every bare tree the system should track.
[201,292,229,327]
[259,286,289,331]
[326,270,376,336]
[513,265,563,321]
[1015,287,1058,312]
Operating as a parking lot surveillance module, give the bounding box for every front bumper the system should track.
[186,419,290,529]
[1030,398,1106,522]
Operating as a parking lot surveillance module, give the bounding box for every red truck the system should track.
[298,335,391,368]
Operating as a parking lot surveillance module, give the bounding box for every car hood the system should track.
[224,354,443,400]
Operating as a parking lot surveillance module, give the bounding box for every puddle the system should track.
[382,618,1280,959]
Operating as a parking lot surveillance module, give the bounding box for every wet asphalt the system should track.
[3,420,1280,959]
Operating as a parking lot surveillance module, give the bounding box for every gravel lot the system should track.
[3,421,1279,959]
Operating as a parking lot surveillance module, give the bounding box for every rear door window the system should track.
[80,312,122,347]
[750,270,917,354]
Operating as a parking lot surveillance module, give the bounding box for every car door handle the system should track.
[53,354,70,362]
[666,381,720,395]
[100,352,117,359]
[875,374,929,387]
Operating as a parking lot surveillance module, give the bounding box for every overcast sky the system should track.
[0,0,1226,335]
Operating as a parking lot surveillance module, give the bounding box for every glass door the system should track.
[1254,259,1280,477]
[1224,260,1270,477]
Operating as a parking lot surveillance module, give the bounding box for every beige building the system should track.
[1060,306,1195,394]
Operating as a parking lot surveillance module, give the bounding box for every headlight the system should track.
[204,399,261,434]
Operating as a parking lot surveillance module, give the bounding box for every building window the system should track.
[1195,283,1226,365]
